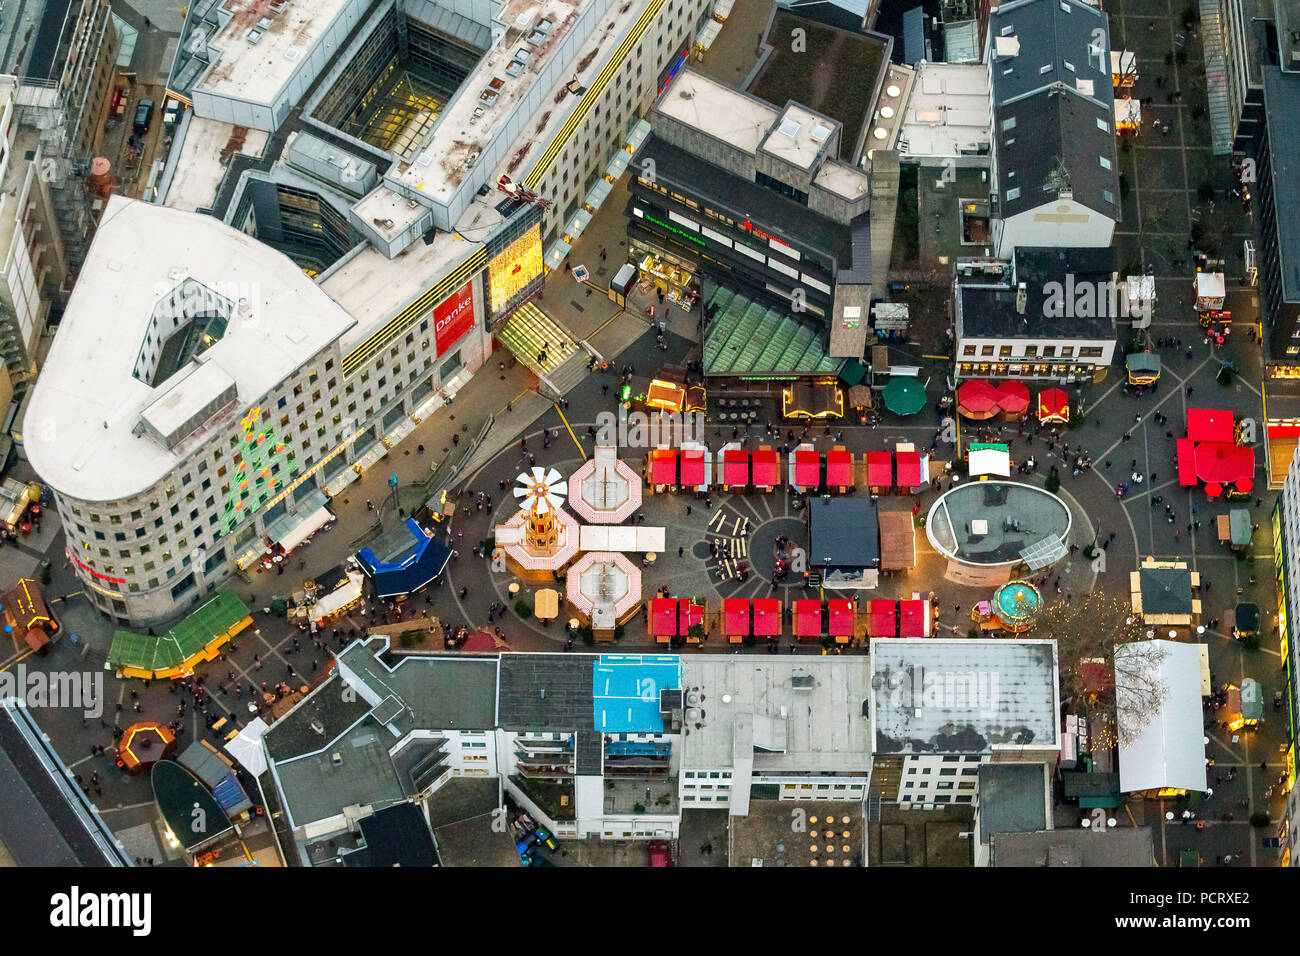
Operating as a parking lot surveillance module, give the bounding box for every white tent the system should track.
[278,506,334,552]
[968,447,1011,477]
[1116,640,1207,793]
[310,570,365,623]
[225,717,269,777]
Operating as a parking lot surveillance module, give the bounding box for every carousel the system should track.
[494,466,582,580]
[972,580,1043,633]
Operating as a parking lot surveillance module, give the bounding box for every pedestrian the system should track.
[678,546,684,557]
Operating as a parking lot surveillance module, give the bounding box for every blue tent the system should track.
[355,518,452,598]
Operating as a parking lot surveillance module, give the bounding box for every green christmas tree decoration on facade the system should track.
[219,406,296,537]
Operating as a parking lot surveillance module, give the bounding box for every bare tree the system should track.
[1031,591,1166,747]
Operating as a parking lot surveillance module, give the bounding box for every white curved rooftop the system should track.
[24,196,356,502]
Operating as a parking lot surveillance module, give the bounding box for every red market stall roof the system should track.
[680,448,706,486]
[794,599,822,637]
[722,449,749,486]
[828,599,855,636]
[866,450,893,487]
[753,598,782,636]
[679,600,704,634]
[899,599,930,637]
[1176,438,1199,486]
[826,449,853,487]
[1187,408,1235,443]
[957,379,1002,415]
[649,448,676,486]
[1194,441,1254,484]
[649,597,677,636]
[869,599,897,637]
[996,380,1031,415]
[1038,388,1069,423]
[752,449,780,488]
[724,598,750,636]
[895,451,924,488]
[794,449,820,487]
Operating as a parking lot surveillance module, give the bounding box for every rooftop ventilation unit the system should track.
[285,47,300,61]
[810,124,831,143]
[257,16,273,29]
[246,29,262,44]
[778,118,801,138]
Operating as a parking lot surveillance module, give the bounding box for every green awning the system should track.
[882,376,927,416]
[1126,352,1161,373]
[1078,795,1126,808]
[839,359,867,386]
[108,590,251,674]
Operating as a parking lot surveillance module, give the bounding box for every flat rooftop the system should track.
[164,117,270,213]
[197,0,352,104]
[337,638,499,734]
[990,827,1155,866]
[654,68,779,157]
[869,639,1060,755]
[681,657,873,772]
[899,62,991,158]
[391,0,637,202]
[274,716,406,828]
[759,103,834,170]
[748,8,889,159]
[24,196,357,502]
[926,480,1071,566]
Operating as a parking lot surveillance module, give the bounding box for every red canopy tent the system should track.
[753,598,781,637]
[751,449,779,488]
[723,598,749,638]
[793,449,820,487]
[793,599,822,639]
[1194,441,1254,484]
[996,380,1031,416]
[679,599,704,635]
[957,379,1002,419]
[680,448,706,487]
[649,448,676,486]
[869,599,897,637]
[1187,408,1235,443]
[1037,388,1069,424]
[866,450,893,488]
[1176,438,1199,486]
[649,598,677,639]
[899,599,930,637]
[826,448,853,488]
[828,599,855,639]
[895,451,924,489]
[722,449,749,487]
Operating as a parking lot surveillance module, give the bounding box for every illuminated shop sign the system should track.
[741,219,790,247]
[646,214,706,247]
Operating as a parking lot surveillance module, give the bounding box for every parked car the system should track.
[133,99,154,133]
[648,840,673,867]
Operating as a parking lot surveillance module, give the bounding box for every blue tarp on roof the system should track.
[355,518,452,598]
[592,655,682,733]
[211,773,253,816]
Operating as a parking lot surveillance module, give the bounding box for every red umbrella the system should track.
[1193,442,1254,484]
[1186,407,1234,443]
[1204,482,1223,498]
[957,380,1002,419]
[996,380,1030,415]
[1235,476,1254,494]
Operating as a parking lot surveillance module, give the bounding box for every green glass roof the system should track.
[703,286,843,378]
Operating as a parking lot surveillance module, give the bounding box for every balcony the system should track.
[604,776,678,815]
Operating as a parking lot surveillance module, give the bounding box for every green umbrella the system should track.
[882,376,927,416]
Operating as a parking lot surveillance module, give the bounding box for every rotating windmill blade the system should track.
[513,465,567,512]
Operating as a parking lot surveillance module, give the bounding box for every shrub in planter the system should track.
[1250,811,1270,828]
[1045,473,1061,494]
[515,600,532,619]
